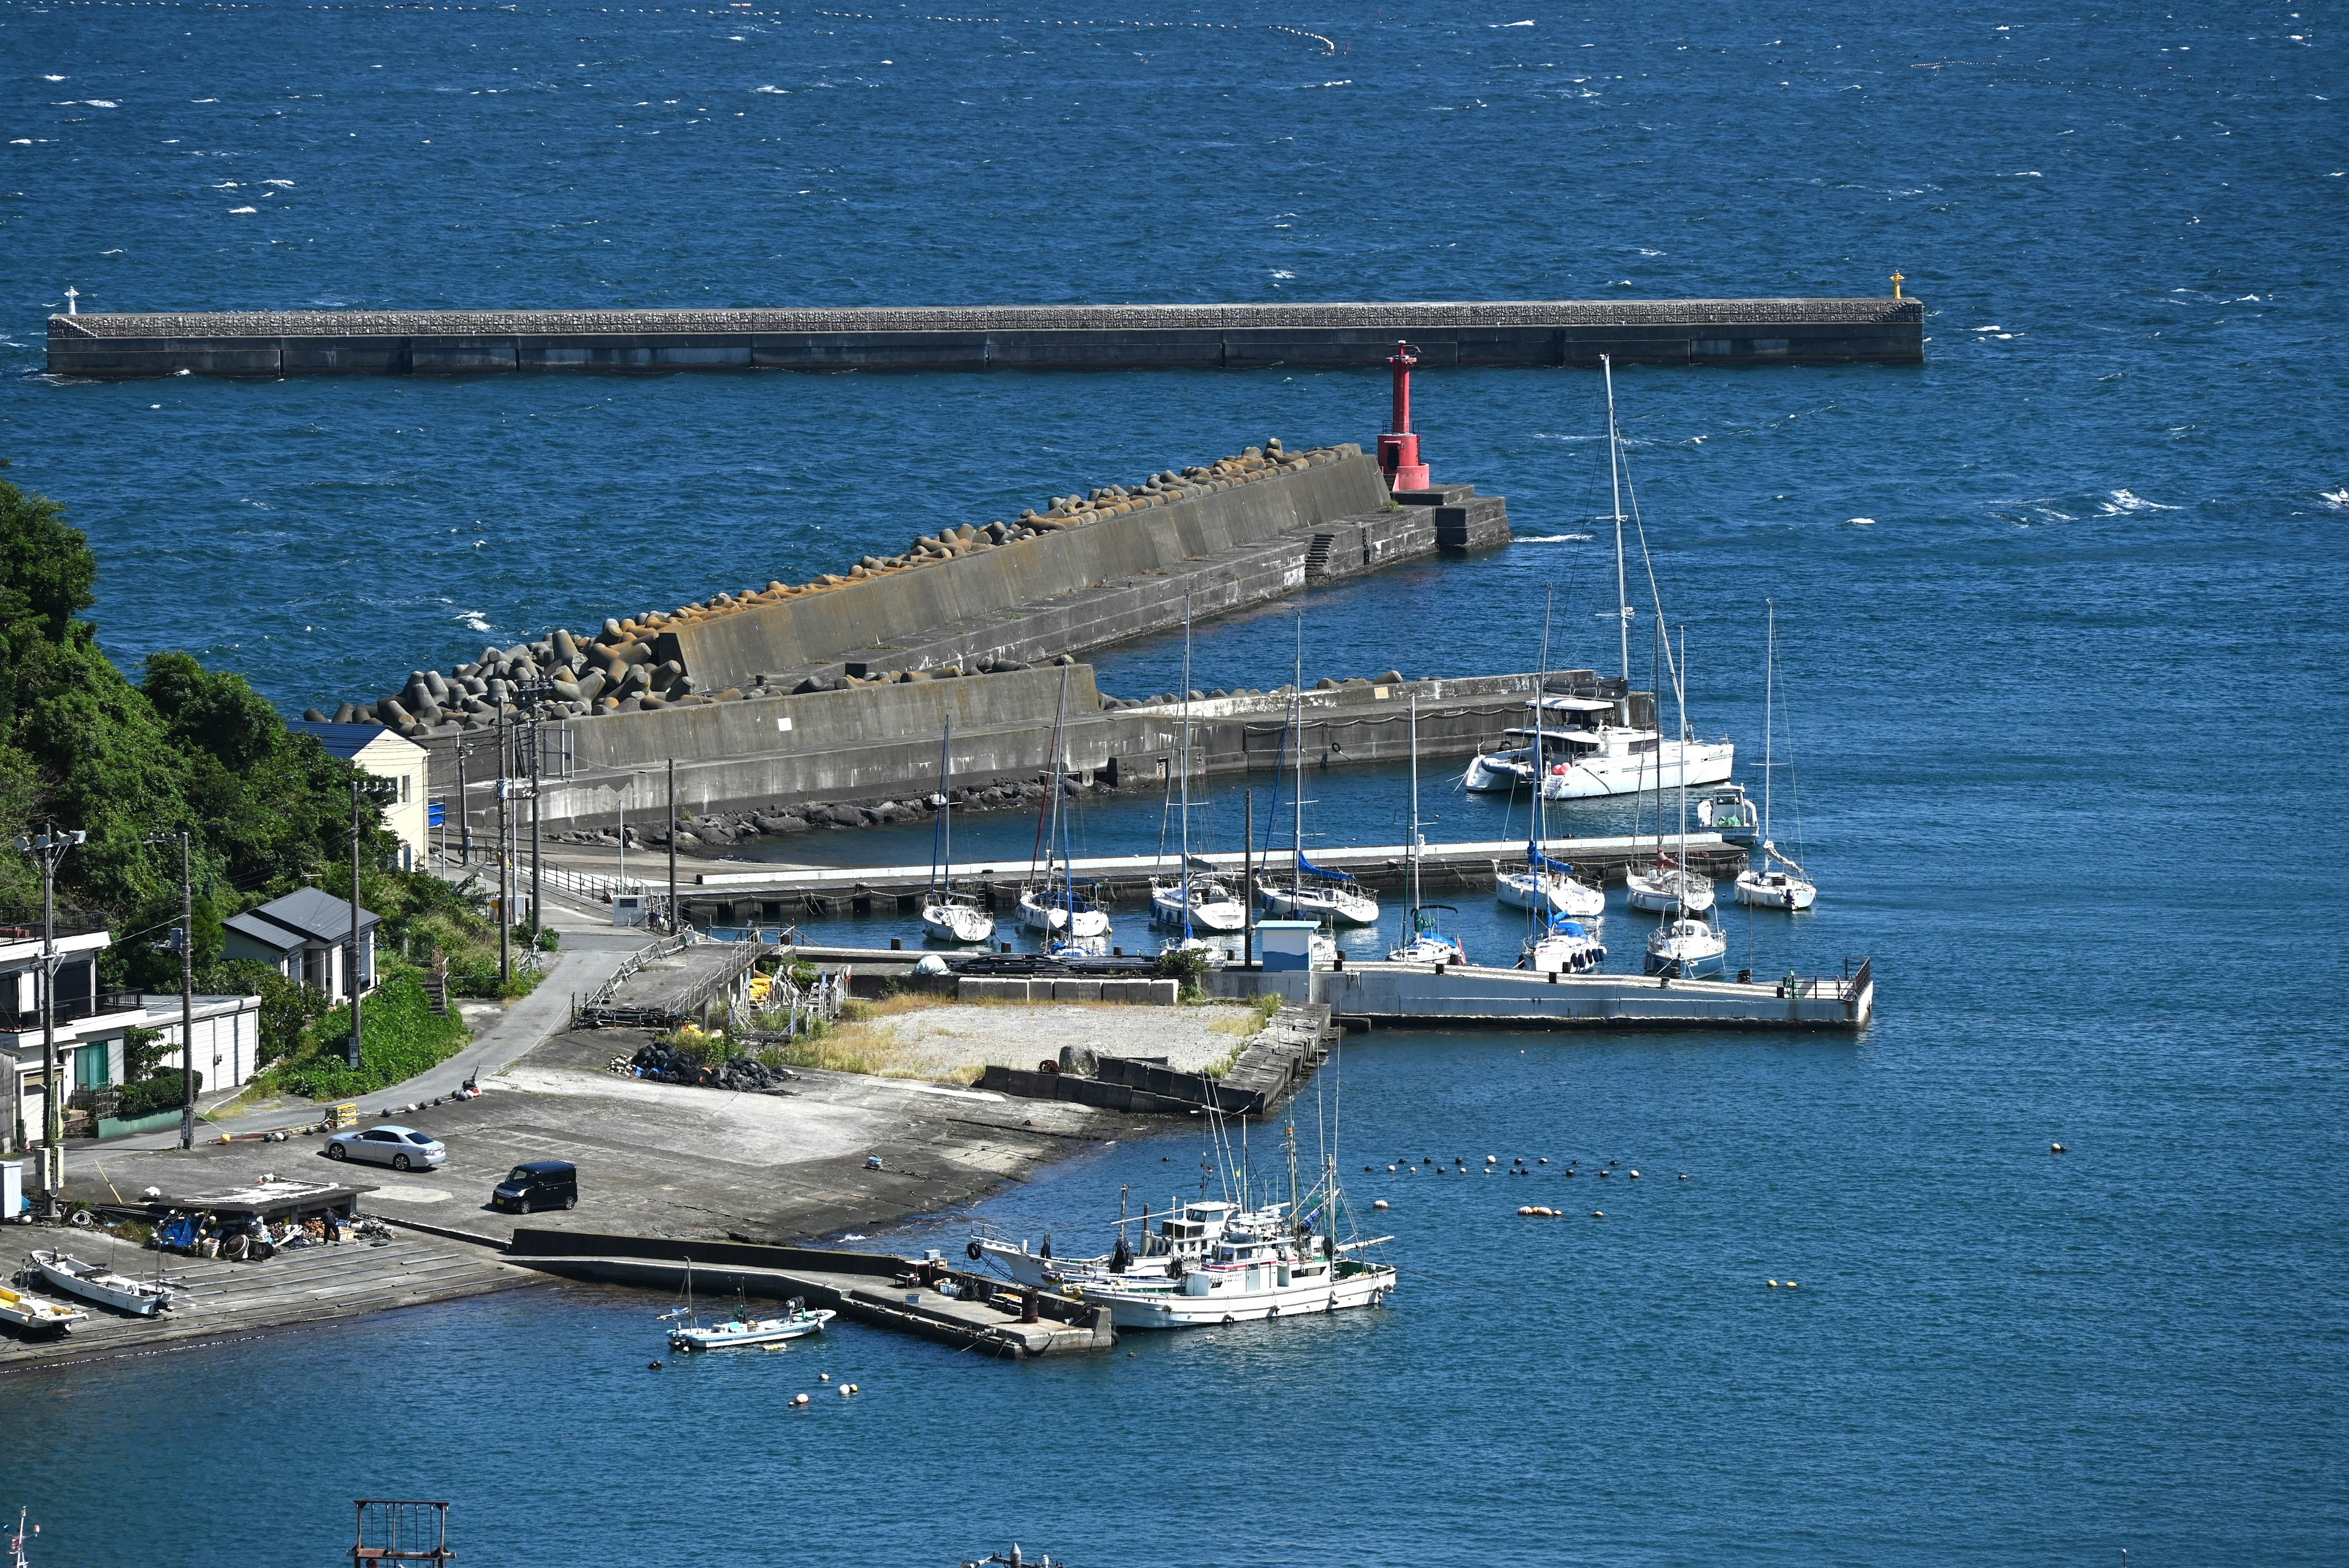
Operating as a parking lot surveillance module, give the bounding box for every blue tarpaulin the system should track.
[1297,854,1357,883]
[1530,850,1576,875]
[1547,915,1589,937]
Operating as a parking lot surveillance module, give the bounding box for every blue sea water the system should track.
[4,1,2348,1563]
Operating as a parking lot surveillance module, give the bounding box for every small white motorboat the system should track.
[0,1282,88,1336]
[1645,915,1727,978]
[1626,859,1715,913]
[29,1249,173,1317]
[1695,783,1761,847]
[662,1263,835,1353]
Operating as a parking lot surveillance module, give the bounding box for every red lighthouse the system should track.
[1376,341,1431,492]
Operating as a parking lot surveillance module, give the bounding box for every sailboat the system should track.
[1625,620,1716,915]
[1735,602,1819,911]
[1149,599,1247,939]
[1497,590,1606,924]
[1645,628,1729,978]
[922,722,996,944]
[1018,667,1112,945]
[1516,357,1733,802]
[1388,693,1468,965]
[1258,616,1379,927]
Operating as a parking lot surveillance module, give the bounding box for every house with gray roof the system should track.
[223,886,378,1004]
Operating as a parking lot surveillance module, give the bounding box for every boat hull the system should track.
[1540,738,1735,801]
[1462,751,1532,793]
[32,1252,170,1316]
[1019,893,1110,938]
[1626,874,1715,914]
[1258,882,1381,927]
[1644,937,1727,978]
[1085,1265,1397,1330]
[669,1309,835,1352]
[921,903,995,944]
[1149,888,1247,933]
[1521,935,1607,975]
[1734,871,1817,910]
[1495,870,1606,919]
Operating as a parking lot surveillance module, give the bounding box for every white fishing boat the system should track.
[28,1249,173,1317]
[1533,358,1732,803]
[660,1261,834,1352]
[921,721,997,945]
[1521,915,1607,975]
[1645,915,1727,978]
[1019,667,1114,943]
[1387,694,1469,965]
[1625,858,1715,914]
[1075,1200,1394,1329]
[1734,603,1820,912]
[969,1197,1258,1289]
[0,1282,87,1335]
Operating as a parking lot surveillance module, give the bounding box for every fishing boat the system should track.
[1073,1126,1394,1330]
[10,1507,40,1568]
[1529,358,1733,802]
[28,1249,173,1317]
[1520,913,1607,975]
[1258,616,1381,926]
[1735,603,1820,912]
[1694,782,1761,847]
[1387,694,1468,965]
[0,1282,87,1336]
[968,1196,1260,1289]
[922,722,996,945]
[1018,668,1113,942]
[660,1260,834,1352]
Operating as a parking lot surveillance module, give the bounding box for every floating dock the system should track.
[49,297,1924,379]
[665,833,1745,925]
[1219,957,1876,1032]
[502,1231,1115,1358]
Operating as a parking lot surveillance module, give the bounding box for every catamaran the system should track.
[922,722,996,945]
[1735,602,1819,911]
[1644,627,1729,978]
[1018,667,1112,943]
[1470,358,1732,802]
[1259,617,1381,927]
[1389,693,1468,965]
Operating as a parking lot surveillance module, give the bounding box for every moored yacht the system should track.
[1644,914,1727,978]
[1520,915,1606,975]
[1625,858,1715,914]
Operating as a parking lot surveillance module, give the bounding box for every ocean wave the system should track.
[1845,517,1876,527]
[753,84,788,93]
[1515,533,1594,543]
[2098,488,2180,515]
[227,206,258,214]
[458,609,493,633]
[2319,488,2348,509]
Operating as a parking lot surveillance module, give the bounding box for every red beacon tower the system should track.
[1376,341,1431,492]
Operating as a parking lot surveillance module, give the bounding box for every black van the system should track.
[491,1160,579,1214]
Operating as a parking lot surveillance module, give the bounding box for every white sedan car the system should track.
[325,1124,447,1172]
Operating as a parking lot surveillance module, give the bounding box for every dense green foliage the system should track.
[273,966,467,1099]
[117,1069,202,1120]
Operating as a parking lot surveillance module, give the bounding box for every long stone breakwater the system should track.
[305,436,1382,735]
[51,297,1925,379]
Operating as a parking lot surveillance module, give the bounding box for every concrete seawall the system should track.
[47,297,1925,379]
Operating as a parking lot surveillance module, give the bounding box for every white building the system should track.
[286,721,432,869]
[1,910,141,1153]
[137,992,266,1098]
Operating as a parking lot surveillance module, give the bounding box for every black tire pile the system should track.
[629,1042,792,1092]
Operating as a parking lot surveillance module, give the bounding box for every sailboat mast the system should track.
[1761,601,1776,850]
[1047,665,1069,906]
[1292,614,1305,890]
[1408,693,1424,924]
[1179,594,1193,940]
[1675,627,1691,904]
[932,721,952,897]
[1531,587,1553,870]
[1604,354,1632,683]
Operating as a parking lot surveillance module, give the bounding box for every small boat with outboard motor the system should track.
[659,1260,834,1351]
[29,1249,173,1317]
[1694,782,1761,847]
[0,1282,87,1336]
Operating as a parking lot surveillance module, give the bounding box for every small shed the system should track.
[1256,920,1322,973]
[223,887,378,1003]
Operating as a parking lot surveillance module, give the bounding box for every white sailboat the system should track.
[1497,590,1607,925]
[1736,602,1819,912]
[1018,667,1112,942]
[1389,693,1468,965]
[922,721,996,945]
[29,1248,173,1317]
[1149,600,1249,940]
[1644,627,1728,979]
[1516,356,1732,803]
[1521,914,1608,975]
[1258,617,1380,927]
[1624,620,1716,915]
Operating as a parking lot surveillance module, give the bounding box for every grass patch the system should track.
[264,962,470,1100]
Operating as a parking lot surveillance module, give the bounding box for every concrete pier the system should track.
[49,297,1924,379]
[1219,957,1876,1031]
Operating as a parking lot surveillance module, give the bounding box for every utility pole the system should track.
[496,710,511,990]
[347,778,395,1069]
[455,742,472,864]
[178,832,194,1149]
[666,759,678,935]
[16,827,84,1218]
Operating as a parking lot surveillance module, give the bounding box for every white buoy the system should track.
[1768,1279,1779,1287]
[2052,1142,2066,1154]
[1590,1210,1605,1218]
[1486,1154,1497,1164]
[1372,1199,1389,1210]
[1628,1169,1640,1179]
[792,1392,811,1406]
[1387,1164,1397,1172]
[820,1372,831,1381]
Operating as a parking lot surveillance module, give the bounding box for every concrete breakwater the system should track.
[311,440,1454,737]
[51,297,1926,379]
[511,667,1638,838]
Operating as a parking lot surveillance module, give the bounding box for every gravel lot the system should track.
[854,1000,1264,1080]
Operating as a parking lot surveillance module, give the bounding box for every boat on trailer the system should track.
[28,1249,173,1317]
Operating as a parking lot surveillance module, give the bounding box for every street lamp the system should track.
[13,827,86,1217]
